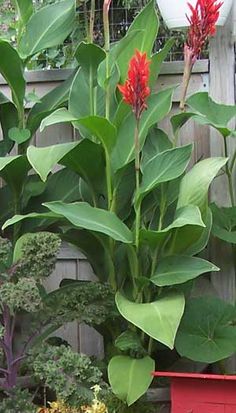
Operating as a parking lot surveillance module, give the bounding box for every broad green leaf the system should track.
[27,142,78,181]
[8,127,31,144]
[116,292,185,349]
[2,211,59,231]
[69,68,105,125]
[75,42,105,87]
[40,107,76,131]
[63,229,114,283]
[0,100,18,156]
[170,207,212,256]
[149,38,175,87]
[18,0,76,59]
[13,232,35,263]
[163,205,205,231]
[175,297,236,363]
[116,0,158,82]
[187,92,236,137]
[113,163,135,220]
[21,169,81,233]
[115,330,145,354]
[60,139,106,200]
[142,128,172,168]
[211,203,236,244]
[0,40,25,113]
[112,87,175,171]
[41,111,117,154]
[27,72,74,134]
[44,201,133,243]
[78,116,117,153]
[108,355,154,406]
[151,256,219,287]
[14,0,33,25]
[171,112,195,137]
[138,144,192,201]
[0,92,9,105]
[140,205,204,249]
[177,157,228,210]
[0,155,30,195]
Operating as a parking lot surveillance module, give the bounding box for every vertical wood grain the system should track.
[209,5,236,302]
[209,3,236,371]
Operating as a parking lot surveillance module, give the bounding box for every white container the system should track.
[156,0,233,30]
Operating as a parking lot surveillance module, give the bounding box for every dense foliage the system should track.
[0,0,235,410]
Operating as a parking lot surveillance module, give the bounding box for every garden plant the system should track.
[0,0,236,411]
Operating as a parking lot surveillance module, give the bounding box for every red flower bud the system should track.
[118,50,151,120]
[186,0,223,63]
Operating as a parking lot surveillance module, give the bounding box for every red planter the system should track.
[153,372,236,413]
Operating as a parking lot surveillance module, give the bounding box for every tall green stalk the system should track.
[134,121,141,250]
[103,0,111,120]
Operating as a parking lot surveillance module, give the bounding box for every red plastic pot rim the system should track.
[152,371,236,381]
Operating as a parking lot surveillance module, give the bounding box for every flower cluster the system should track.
[37,400,79,413]
[186,0,223,63]
[118,50,151,120]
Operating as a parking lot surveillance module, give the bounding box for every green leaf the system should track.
[41,110,117,154]
[8,127,31,144]
[43,201,133,243]
[13,232,34,263]
[77,116,117,154]
[142,128,172,168]
[138,144,192,202]
[0,155,30,195]
[2,211,59,231]
[75,42,105,87]
[170,207,213,256]
[175,297,236,363]
[177,157,228,210]
[40,107,76,131]
[0,40,25,113]
[164,205,205,231]
[0,100,18,156]
[63,229,113,283]
[60,139,106,199]
[27,142,78,181]
[151,256,219,287]
[116,292,185,349]
[149,38,175,87]
[108,355,154,405]
[27,71,74,134]
[18,0,76,59]
[69,68,106,131]
[112,87,175,171]
[14,0,33,25]
[115,0,158,82]
[140,205,205,249]
[171,112,196,137]
[211,203,236,244]
[187,92,236,137]
[115,330,145,354]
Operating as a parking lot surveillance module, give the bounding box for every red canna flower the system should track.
[118,50,151,120]
[186,0,223,63]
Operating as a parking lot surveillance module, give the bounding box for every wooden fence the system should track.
[0,4,235,410]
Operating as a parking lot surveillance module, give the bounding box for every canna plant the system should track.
[1,0,234,407]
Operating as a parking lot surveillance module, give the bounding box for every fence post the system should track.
[209,2,236,370]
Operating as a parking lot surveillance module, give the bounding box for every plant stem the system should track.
[134,121,141,250]
[229,148,236,174]
[180,48,194,111]
[223,138,235,207]
[105,150,112,210]
[3,306,16,389]
[89,0,95,43]
[103,0,110,120]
